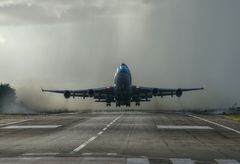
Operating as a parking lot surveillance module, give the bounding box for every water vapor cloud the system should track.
[0,0,150,25]
[0,0,240,110]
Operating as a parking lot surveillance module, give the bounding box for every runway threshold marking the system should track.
[22,152,59,156]
[0,119,33,127]
[189,114,240,134]
[72,115,122,153]
[170,158,195,164]
[127,158,150,164]
[215,159,240,164]
[81,152,118,156]
[157,125,213,129]
[1,125,61,129]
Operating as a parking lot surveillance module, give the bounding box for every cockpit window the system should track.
[119,64,129,73]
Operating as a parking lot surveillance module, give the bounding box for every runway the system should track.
[0,111,239,164]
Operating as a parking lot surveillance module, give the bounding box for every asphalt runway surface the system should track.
[0,111,239,164]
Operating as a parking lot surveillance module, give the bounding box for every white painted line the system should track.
[9,157,41,161]
[189,115,240,134]
[73,144,85,152]
[215,159,240,164]
[2,125,61,129]
[127,158,150,164]
[89,136,97,142]
[107,153,117,156]
[103,127,107,131]
[72,115,122,153]
[170,158,195,164]
[72,136,96,152]
[0,119,33,127]
[22,152,59,156]
[81,152,117,156]
[157,125,213,130]
[97,131,103,135]
[82,152,91,156]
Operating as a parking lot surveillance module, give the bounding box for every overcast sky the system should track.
[0,0,240,110]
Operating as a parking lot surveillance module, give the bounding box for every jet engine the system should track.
[152,88,158,96]
[176,88,183,97]
[88,89,94,97]
[64,90,71,99]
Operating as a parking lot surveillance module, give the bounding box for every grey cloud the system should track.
[0,0,151,25]
[0,0,240,110]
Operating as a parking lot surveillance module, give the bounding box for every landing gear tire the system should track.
[106,102,111,107]
[135,102,140,106]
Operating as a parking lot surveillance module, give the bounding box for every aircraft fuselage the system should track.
[114,63,132,106]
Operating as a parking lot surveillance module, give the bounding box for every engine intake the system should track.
[176,88,182,97]
[88,89,94,97]
[64,90,71,99]
[152,88,158,96]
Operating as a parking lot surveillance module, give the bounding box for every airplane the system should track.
[42,63,203,107]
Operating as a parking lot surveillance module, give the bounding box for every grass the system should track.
[0,108,92,117]
[0,114,23,118]
[225,114,240,122]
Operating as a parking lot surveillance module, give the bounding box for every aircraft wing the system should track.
[131,86,204,102]
[42,87,115,102]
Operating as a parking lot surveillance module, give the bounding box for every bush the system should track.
[0,83,16,110]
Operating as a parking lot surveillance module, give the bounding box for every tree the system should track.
[0,83,16,110]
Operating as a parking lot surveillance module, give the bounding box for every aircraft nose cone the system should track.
[119,67,128,74]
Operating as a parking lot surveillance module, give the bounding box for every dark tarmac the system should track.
[0,111,239,164]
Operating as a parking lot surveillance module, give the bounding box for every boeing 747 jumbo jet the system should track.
[42,63,203,107]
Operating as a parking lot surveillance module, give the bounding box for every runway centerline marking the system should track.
[72,115,122,153]
[102,127,107,131]
[157,125,213,129]
[97,131,103,135]
[1,125,61,129]
[189,114,240,134]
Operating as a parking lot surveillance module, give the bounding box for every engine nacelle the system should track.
[152,88,158,96]
[176,88,183,97]
[64,90,71,99]
[88,89,94,97]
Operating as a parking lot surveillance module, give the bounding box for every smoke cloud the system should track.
[0,0,240,110]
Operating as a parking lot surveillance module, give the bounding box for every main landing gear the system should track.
[135,102,140,106]
[126,103,131,107]
[115,103,130,107]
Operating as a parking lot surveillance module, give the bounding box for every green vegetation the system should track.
[0,113,27,118]
[42,108,72,114]
[225,114,240,122]
[0,83,16,112]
